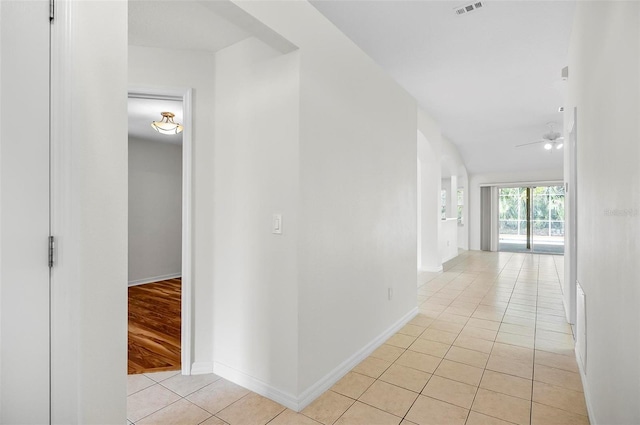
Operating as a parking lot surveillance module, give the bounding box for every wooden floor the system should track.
[128,278,181,375]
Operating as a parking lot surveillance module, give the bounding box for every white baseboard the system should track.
[207,307,418,412]
[213,361,299,411]
[575,345,596,424]
[190,361,214,375]
[296,306,419,411]
[128,273,181,287]
[442,254,457,264]
[420,266,443,273]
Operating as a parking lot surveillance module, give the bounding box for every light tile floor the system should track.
[127,251,589,425]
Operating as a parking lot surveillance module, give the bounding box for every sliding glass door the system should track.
[499,185,565,254]
[499,187,528,252]
[531,186,565,254]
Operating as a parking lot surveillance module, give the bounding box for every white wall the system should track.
[441,136,469,250]
[297,22,417,395]
[439,177,460,262]
[418,118,470,270]
[129,45,216,366]
[441,177,451,216]
[49,1,128,422]
[212,37,300,396]
[418,111,443,272]
[232,1,419,401]
[468,169,563,250]
[566,2,640,423]
[439,219,459,263]
[128,136,182,284]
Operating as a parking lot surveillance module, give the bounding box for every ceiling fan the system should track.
[516,123,564,150]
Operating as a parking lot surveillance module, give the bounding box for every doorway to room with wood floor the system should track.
[127,89,192,375]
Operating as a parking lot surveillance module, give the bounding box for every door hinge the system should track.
[49,0,54,21]
[48,236,55,268]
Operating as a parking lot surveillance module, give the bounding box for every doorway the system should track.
[498,185,565,254]
[127,88,193,375]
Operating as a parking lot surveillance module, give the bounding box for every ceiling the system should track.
[309,0,575,175]
[128,1,575,174]
[128,0,251,53]
[127,1,298,142]
[128,1,252,145]
[128,97,184,145]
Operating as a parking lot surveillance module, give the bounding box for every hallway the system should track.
[127,251,588,424]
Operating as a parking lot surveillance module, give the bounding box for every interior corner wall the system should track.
[566,2,640,423]
[128,136,182,284]
[212,37,300,397]
[468,169,563,251]
[230,1,419,399]
[128,45,216,366]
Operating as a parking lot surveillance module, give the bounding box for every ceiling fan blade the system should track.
[515,140,545,148]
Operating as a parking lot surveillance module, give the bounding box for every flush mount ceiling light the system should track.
[151,112,184,135]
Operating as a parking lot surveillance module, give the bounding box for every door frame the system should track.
[128,86,193,375]
[566,107,578,325]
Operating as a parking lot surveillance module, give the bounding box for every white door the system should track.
[0,1,51,423]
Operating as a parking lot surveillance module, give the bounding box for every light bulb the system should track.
[544,143,552,150]
[556,143,563,149]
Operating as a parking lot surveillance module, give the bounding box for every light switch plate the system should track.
[272,214,283,235]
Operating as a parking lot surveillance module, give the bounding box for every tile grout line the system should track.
[128,385,194,425]
[330,337,415,425]
[130,252,576,425]
[399,259,473,424]
[462,251,516,425]
[530,255,540,425]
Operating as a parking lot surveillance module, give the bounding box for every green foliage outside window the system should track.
[499,186,565,237]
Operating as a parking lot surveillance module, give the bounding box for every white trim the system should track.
[420,266,443,273]
[566,106,578,325]
[50,1,80,422]
[575,345,596,424]
[191,361,214,376]
[441,253,458,264]
[128,273,181,287]
[128,86,193,377]
[296,307,418,411]
[213,361,299,411]
[181,88,193,377]
[209,307,418,412]
[479,180,564,188]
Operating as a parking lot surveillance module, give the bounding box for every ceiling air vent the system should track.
[454,1,484,16]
